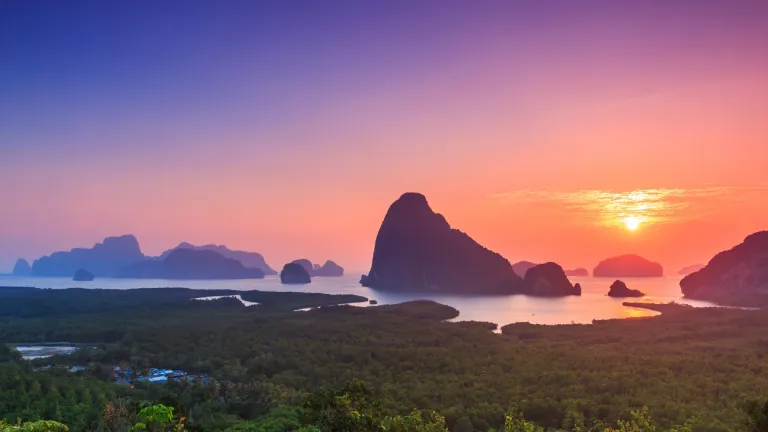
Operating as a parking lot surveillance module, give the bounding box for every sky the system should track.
[1,0,767,273]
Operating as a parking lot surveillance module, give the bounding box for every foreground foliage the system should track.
[2,382,724,432]
[0,420,68,432]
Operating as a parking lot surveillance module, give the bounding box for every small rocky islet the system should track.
[280,262,311,284]
[607,280,645,298]
[290,259,344,277]
[73,268,95,282]
[12,258,32,276]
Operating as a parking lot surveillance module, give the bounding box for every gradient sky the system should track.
[2,0,767,273]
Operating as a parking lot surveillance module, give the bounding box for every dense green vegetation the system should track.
[0,419,68,432]
[0,287,366,318]
[5,379,766,432]
[2,287,768,431]
[0,348,120,430]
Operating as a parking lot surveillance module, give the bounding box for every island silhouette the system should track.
[159,242,277,275]
[30,235,144,278]
[360,193,523,294]
[607,280,645,298]
[12,258,32,276]
[512,261,537,278]
[512,261,589,278]
[120,249,265,280]
[73,268,95,282]
[16,236,283,280]
[681,231,768,301]
[593,254,664,278]
[565,268,589,277]
[360,193,579,296]
[678,264,705,276]
[280,262,311,284]
[289,259,344,277]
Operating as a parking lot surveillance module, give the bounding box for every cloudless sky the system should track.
[2,0,767,273]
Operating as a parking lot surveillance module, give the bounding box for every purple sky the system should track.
[2,1,767,272]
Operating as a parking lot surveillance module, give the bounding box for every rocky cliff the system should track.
[680,231,768,299]
[360,193,523,294]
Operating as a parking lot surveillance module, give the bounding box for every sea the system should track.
[0,274,717,327]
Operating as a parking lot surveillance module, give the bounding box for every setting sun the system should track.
[623,216,641,231]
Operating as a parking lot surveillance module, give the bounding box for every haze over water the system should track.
[0,274,716,326]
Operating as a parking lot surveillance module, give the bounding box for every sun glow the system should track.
[493,186,768,233]
[623,216,641,231]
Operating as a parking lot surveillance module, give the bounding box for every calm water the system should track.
[0,274,718,326]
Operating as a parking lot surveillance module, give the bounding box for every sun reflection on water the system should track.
[622,307,658,319]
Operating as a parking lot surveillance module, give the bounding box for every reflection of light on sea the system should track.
[193,295,259,307]
[15,345,78,360]
[622,307,659,319]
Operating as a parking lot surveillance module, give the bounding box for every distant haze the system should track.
[2,1,767,273]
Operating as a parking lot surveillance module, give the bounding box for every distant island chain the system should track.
[10,192,768,302]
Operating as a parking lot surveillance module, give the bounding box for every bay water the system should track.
[0,274,716,327]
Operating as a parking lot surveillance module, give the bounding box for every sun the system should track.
[623,216,641,231]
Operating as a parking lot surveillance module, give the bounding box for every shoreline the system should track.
[621,301,694,314]
[680,294,768,308]
[4,282,761,328]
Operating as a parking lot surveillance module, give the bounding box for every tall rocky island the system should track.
[680,231,768,301]
[360,193,523,294]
